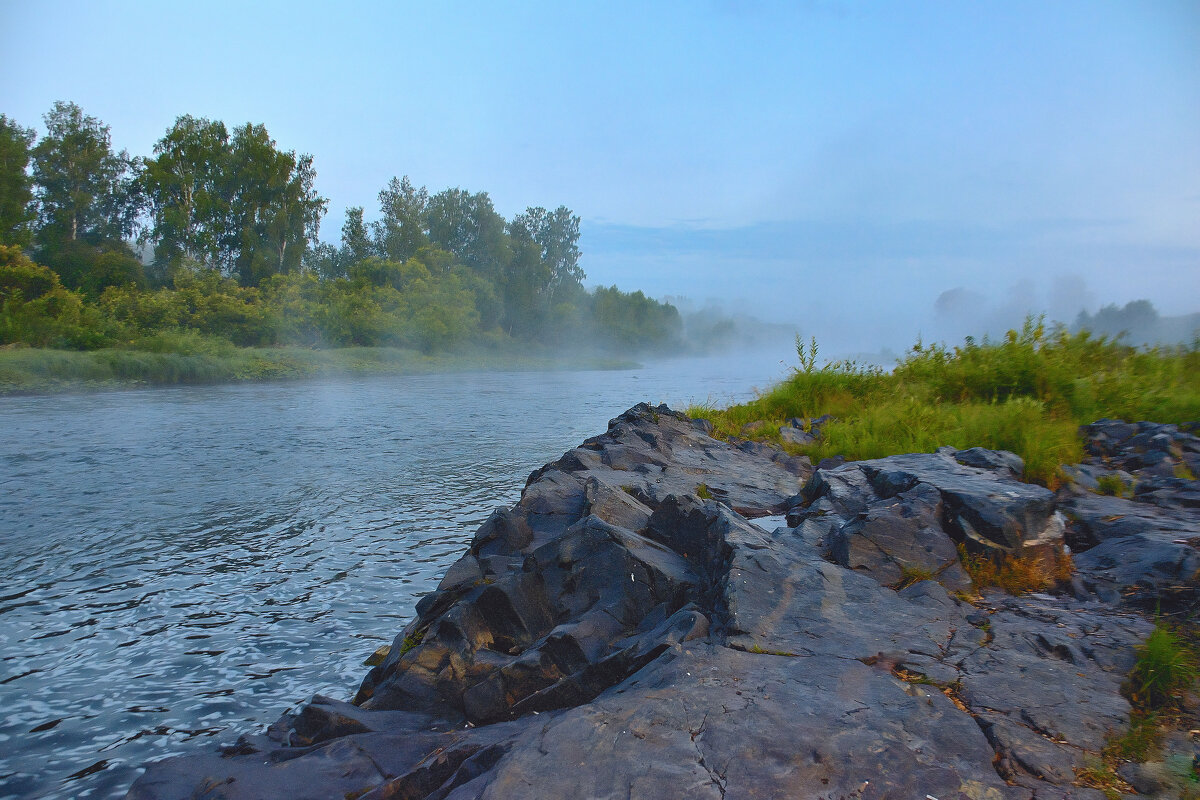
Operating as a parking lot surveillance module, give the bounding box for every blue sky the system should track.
[2,1,1197,351]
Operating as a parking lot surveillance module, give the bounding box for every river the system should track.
[0,347,796,799]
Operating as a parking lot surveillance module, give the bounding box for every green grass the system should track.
[1128,623,1197,710]
[687,319,1200,488]
[0,337,639,395]
[1078,625,1199,798]
[1097,473,1134,498]
[893,565,936,590]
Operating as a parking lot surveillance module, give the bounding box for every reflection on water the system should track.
[0,350,793,799]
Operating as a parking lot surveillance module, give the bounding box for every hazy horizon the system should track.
[3,1,1197,357]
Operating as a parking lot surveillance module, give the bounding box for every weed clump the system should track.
[1078,625,1199,797]
[1128,624,1197,710]
[1096,473,1133,497]
[397,629,425,657]
[957,544,1074,595]
[892,565,936,590]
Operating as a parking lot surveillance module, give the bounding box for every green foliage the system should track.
[795,334,819,373]
[587,286,682,350]
[0,245,58,300]
[139,116,326,286]
[695,483,713,500]
[0,246,116,349]
[37,238,145,297]
[1103,712,1161,763]
[1078,628,1199,798]
[0,114,36,248]
[32,101,141,245]
[1128,624,1197,710]
[5,99,689,377]
[1096,473,1133,498]
[692,320,1200,487]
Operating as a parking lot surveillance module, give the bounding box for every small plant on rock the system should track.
[958,544,1074,595]
[893,565,936,590]
[1096,473,1133,497]
[1127,623,1197,710]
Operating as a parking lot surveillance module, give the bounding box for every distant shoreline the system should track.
[0,345,642,397]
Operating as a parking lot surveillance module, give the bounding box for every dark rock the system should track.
[126,408,1198,800]
[954,446,1026,479]
[830,482,972,591]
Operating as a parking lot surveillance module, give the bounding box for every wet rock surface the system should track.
[126,406,1199,800]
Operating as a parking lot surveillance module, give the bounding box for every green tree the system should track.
[139,115,232,279]
[0,115,36,248]
[501,228,551,337]
[373,176,428,262]
[31,101,140,245]
[141,117,326,287]
[509,205,583,305]
[340,205,374,266]
[226,123,327,286]
[501,206,583,336]
[42,238,145,297]
[426,188,510,280]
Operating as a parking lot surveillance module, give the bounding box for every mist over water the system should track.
[0,350,798,800]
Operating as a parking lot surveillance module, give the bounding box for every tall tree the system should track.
[340,206,373,266]
[509,205,583,305]
[0,115,36,248]
[139,115,231,277]
[373,176,428,262]
[426,188,510,280]
[31,101,140,245]
[226,123,326,286]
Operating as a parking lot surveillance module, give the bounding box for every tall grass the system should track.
[688,320,1200,486]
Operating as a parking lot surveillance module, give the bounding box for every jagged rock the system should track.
[1058,441,1200,606]
[830,482,973,591]
[126,408,1198,800]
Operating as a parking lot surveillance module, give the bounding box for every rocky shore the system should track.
[127,406,1200,799]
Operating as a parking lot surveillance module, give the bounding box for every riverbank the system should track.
[127,404,1200,800]
[688,323,1200,488]
[0,344,639,396]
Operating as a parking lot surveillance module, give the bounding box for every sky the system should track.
[2,0,1198,353]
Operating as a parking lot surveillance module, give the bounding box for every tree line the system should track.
[0,102,681,353]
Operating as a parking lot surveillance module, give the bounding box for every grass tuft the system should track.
[1127,624,1197,710]
[893,565,936,590]
[958,544,1074,595]
[1096,473,1134,497]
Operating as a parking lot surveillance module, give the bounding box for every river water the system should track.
[0,347,796,799]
